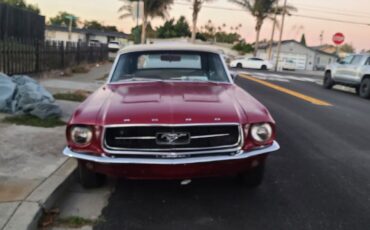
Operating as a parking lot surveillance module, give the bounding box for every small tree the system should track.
[83,20,119,32]
[300,33,306,46]
[233,40,254,54]
[0,0,40,14]
[189,0,214,43]
[229,0,296,56]
[119,0,173,44]
[340,43,355,53]
[49,12,79,27]
[130,23,155,44]
[156,16,191,38]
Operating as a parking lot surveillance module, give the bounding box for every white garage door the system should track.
[273,53,307,70]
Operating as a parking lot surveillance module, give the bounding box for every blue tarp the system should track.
[0,73,62,119]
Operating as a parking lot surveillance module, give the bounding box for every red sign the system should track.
[333,33,345,45]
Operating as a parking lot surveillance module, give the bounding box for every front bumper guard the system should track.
[63,141,280,165]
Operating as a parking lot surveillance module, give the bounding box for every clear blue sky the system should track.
[28,0,370,51]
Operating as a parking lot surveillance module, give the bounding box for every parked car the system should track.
[108,41,120,52]
[324,54,370,98]
[63,44,280,188]
[88,39,101,47]
[230,57,273,70]
[282,60,296,71]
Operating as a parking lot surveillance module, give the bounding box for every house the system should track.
[257,40,338,71]
[310,44,349,59]
[45,25,129,45]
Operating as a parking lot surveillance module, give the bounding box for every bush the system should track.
[232,41,254,55]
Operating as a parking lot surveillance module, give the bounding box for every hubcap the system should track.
[362,83,368,93]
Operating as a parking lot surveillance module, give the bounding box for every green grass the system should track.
[71,65,90,74]
[97,73,109,81]
[3,115,65,128]
[53,92,87,102]
[56,216,103,228]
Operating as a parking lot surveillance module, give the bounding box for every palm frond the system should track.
[229,0,253,12]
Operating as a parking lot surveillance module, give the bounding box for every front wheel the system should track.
[78,161,105,189]
[238,163,265,188]
[261,65,267,70]
[359,78,370,99]
[236,63,243,68]
[323,72,335,89]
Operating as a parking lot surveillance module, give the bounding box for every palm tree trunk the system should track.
[191,1,199,43]
[191,16,197,43]
[141,15,147,44]
[253,19,263,57]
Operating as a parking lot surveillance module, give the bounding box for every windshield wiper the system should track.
[119,76,163,82]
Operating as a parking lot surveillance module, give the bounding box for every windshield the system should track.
[110,51,230,83]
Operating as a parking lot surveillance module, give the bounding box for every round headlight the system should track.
[250,123,273,144]
[70,126,93,146]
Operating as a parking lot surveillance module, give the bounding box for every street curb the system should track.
[3,158,77,230]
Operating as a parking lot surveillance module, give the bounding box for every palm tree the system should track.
[119,0,173,43]
[229,0,296,56]
[189,0,214,43]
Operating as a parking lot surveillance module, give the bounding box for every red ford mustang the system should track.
[63,44,280,188]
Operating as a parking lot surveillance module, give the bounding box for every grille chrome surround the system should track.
[102,123,243,156]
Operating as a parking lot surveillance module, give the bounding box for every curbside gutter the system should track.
[2,158,77,230]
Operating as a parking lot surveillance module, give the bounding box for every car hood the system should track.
[70,81,273,126]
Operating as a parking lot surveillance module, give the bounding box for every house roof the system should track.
[45,25,129,39]
[258,39,338,58]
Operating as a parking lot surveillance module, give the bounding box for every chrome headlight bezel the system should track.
[250,123,273,145]
[70,126,93,146]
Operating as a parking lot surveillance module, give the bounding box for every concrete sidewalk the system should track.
[0,63,112,229]
[40,63,112,94]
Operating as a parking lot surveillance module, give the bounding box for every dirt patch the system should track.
[53,90,91,102]
[2,115,65,128]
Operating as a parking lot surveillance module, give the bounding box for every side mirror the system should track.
[230,72,238,80]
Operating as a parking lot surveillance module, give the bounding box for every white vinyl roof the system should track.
[119,43,224,54]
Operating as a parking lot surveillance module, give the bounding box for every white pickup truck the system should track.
[324,54,370,98]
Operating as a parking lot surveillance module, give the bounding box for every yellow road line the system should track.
[239,74,332,106]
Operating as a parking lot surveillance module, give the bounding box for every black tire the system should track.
[355,86,360,95]
[359,78,370,99]
[323,71,335,89]
[238,163,265,188]
[236,63,243,68]
[78,161,105,189]
[261,65,267,70]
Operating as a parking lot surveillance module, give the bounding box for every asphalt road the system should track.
[94,71,370,230]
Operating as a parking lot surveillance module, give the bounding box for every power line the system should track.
[291,14,370,26]
[174,1,370,26]
[293,3,370,17]
[174,1,244,12]
[297,7,370,19]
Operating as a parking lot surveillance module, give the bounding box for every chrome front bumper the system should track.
[63,141,280,165]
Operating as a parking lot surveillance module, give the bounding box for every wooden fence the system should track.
[0,3,45,40]
[0,39,108,75]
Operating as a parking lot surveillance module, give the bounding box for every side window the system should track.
[341,55,354,64]
[350,55,363,65]
[365,57,370,65]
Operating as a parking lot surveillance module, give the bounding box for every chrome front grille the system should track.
[103,124,242,154]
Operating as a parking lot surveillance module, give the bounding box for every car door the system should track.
[345,55,365,84]
[249,58,263,69]
[242,58,253,68]
[334,55,354,81]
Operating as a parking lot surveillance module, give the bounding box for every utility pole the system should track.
[268,0,279,60]
[136,0,140,28]
[65,15,77,42]
[319,31,324,46]
[274,0,287,72]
